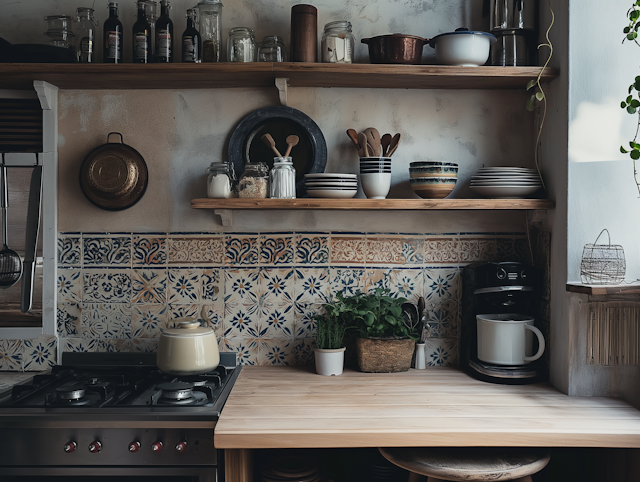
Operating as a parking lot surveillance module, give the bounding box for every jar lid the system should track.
[161,319,216,337]
[230,27,254,35]
[243,162,268,174]
[198,0,223,4]
[324,20,351,30]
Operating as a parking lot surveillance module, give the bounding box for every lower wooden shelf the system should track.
[566,283,640,297]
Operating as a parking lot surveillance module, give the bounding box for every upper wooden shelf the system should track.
[566,283,640,296]
[191,198,555,210]
[0,63,559,91]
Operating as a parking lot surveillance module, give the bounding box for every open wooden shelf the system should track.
[566,283,640,296]
[191,198,555,210]
[0,63,558,90]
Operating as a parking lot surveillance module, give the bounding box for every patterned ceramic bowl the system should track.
[409,165,459,177]
[410,161,458,167]
[410,176,457,199]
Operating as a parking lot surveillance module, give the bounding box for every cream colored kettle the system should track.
[156,319,220,376]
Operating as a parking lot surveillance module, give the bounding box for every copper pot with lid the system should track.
[361,34,429,64]
[79,132,148,211]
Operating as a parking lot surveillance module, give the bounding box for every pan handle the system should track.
[107,132,124,144]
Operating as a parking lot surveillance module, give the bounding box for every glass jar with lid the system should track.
[206,162,236,199]
[269,157,296,199]
[238,163,268,198]
[45,30,77,50]
[227,27,256,62]
[45,15,74,32]
[76,8,98,62]
[257,36,287,62]
[321,20,354,63]
[197,0,223,62]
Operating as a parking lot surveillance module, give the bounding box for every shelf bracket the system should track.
[275,78,289,106]
[214,209,233,227]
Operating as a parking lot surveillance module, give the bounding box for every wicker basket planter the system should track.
[355,337,416,373]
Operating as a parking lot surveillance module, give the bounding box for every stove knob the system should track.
[497,267,507,280]
[128,441,141,453]
[175,441,188,453]
[151,441,164,452]
[88,441,102,453]
[64,441,77,453]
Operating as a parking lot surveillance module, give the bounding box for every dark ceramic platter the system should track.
[228,106,327,197]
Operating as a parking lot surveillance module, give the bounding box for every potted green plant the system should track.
[332,288,420,373]
[313,306,348,376]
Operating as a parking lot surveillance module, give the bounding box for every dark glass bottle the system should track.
[182,8,201,63]
[155,0,174,62]
[132,1,152,63]
[103,2,123,63]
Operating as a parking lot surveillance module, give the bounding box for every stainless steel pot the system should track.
[157,319,220,375]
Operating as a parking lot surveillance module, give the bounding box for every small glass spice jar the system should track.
[321,20,354,63]
[227,27,256,62]
[257,36,287,62]
[269,157,296,199]
[238,163,268,198]
[206,161,236,199]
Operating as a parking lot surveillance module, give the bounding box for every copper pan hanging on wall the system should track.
[79,132,148,211]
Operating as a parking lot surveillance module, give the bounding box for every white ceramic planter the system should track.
[314,347,346,376]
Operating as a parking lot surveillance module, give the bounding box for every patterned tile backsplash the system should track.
[2,232,528,371]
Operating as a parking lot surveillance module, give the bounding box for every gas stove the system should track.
[0,352,241,480]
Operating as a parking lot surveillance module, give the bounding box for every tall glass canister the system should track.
[144,1,159,60]
[197,0,223,62]
[76,8,98,62]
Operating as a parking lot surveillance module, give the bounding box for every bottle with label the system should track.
[103,2,123,63]
[76,8,98,63]
[155,0,174,62]
[132,1,152,63]
[182,8,201,63]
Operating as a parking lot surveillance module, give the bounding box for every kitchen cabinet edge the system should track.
[566,283,640,297]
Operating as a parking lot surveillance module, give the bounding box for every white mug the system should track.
[476,313,545,366]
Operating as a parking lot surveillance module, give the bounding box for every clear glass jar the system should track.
[76,8,98,62]
[227,27,256,62]
[206,162,236,199]
[238,163,268,198]
[197,0,223,62]
[269,157,296,199]
[44,15,73,32]
[144,1,159,59]
[321,20,354,63]
[45,31,76,50]
[257,36,287,62]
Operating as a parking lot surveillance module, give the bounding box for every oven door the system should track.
[0,466,216,482]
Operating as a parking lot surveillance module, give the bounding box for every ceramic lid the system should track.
[429,28,497,48]
[161,319,216,337]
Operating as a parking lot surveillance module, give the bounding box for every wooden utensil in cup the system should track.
[284,135,299,157]
[364,127,382,157]
[387,133,401,157]
[381,133,392,157]
[346,129,359,147]
[261,133,283,157]
[357,133,369,157]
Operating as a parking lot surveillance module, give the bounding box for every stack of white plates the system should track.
[470,167,543,199]
[304,173,358,199]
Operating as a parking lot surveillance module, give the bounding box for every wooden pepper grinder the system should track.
[290,4,317,62]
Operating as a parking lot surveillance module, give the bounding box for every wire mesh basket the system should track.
[580,229,626,285]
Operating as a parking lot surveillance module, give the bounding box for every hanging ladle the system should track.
[0,154,23,289]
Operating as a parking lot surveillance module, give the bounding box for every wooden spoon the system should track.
[363,127,382,157]
[284,135,299,157]
[387,133,401,157]
[261,133,282,157]
[346,129,359,147]
[357,133,369,157]
[381,133,392,157]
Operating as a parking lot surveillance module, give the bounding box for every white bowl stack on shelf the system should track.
[304,173,358,199]
[469,167,543,199]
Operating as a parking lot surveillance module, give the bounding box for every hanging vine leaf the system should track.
[526,95,536,112]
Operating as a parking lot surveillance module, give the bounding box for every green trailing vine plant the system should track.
[619,0,640,196]
[525,0,554,191]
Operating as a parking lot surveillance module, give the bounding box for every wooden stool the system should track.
[378,447,550,482]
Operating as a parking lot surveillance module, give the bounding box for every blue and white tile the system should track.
[388,268,424,303]
[57,235,81,266]
[458,237,482,263]
[168,269,201,303]
[131,338,159,353]
[82,303,132,339]
[132,304,168,338]
[329,267,365,297]
[257,339,294,366]
[295,234,329,265]
[202,268,223,304]
[424,268,461,306]
[292,338,315,365]
[133,235,167,266]
[132,269,167,304]
[83,236,131,266]
[57,268,82,302]
[260,235,295,265]
[225,235,260,266]
[168,304,199,325]
[402,237,424,265]
[57,302,82,337]
[224,269,259,316]
[83,270,132,302]
[23,337,57,371]
[259,306,294,338]
[60,337,99,353]
[424,237,459,264]
[224,307,260,338]
[424,299,460,339]
[425,337,458,367]
[222,337,258,366]
[201,303,224,339]
[96,339,133,353]
[293,306,320,339]
[0,340,23,371]
[261,269,295,308]
[168,236,225,266]
[294,268,330,305]
[365,237,405,265]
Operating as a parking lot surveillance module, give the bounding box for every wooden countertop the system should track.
[214,366,640,449]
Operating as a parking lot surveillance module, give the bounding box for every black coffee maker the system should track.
[461,261,545,384]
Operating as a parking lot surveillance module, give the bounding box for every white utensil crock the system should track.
[314,347,346,376]
[476,313,545,366]
[157,319,220,375]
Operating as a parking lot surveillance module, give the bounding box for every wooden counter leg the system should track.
[225,449,253,482]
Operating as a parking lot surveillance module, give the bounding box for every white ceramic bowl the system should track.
[429,29,496,67]
[306,188,357,199]
[360,172,391,199]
